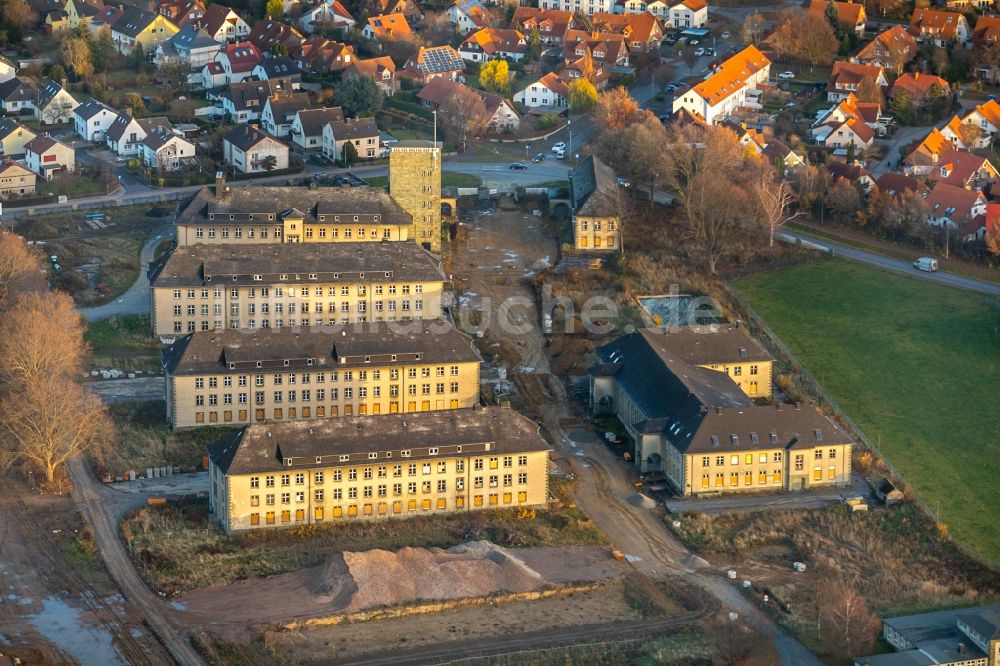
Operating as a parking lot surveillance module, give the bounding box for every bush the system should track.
[538,113,559,130]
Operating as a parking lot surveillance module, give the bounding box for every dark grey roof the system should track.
[294,106,345,136]
[570,154,617,216]
[855,604,1000,666]
[161,319,479,375]
[25,134,63,154]
[0,118,34,141]
[0,77,37,104]
[223,123,277,151]
[254,56,300,79]
[114,4,163,38]
[264,91,310,122]
[74,97,116,120]
[175,184,411,227]
[36,81,72,109]
[169,24,221,49]
[207,406,549,475]
[223,80,281,112]
[957,607,1000,642]
[149,241,444,287]
[142,127,187,150]
[105,113,171,143]
[326,116,378,141]
[644,325,774,366]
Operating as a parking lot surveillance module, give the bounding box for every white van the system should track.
[913,257,938,272]
[554,148,566,159]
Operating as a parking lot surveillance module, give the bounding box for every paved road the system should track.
[69,456,206,666]
[780,230,1000,296]
[80,222,175,322]
[870,125,933,177]
[88,376,166,404]
[665,475,873,515]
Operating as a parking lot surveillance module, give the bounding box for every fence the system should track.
[721,280,1000,571]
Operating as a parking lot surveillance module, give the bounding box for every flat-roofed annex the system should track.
[208,406,550,475]
[161,320,481,375]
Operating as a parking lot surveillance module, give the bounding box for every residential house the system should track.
[904,128,950,176]
[562,54,611,88]
[251,57,302,87]
[404,46,465,84]
[926,182,986,228]
[972,15,1000,48]
[827,62,888,103]
[200,61,228,89]
[140,127,196,170]
[105,113,172,156]
[24,135,75,179]
[760,140,806,172]
[65,0,104,29]
[807,0,865,36]
[223,124,290,173]
[940,114,974,150]
[162,321,479,428]
[0,161,37,198]
[363,13,411,40]
[590,12,663,53]
[670,0,708,29]
[290,106,345,151]
[875,172,928,199]
[73,97,118,142]
[155,24,223,69]
[0,56,16,84]
[723,120,767,155]
[34,81,79,125]
[291,36,355,73]
[908,8,970,46]
[812,93,884,141]
[961,202,1000,242]
[934,148,999,190]
[851,25,915,73]
[111,4,180,55]
[206,407,549,532]
[853,604,1000,666]
[37,0,70,32]
[958,99,1000,145]
[343,56,397,96]
[418,78,520,132]
[945,0,994,9]
[157,0,206,28]
[590,328,852,487]
[299,0,354,35]
[0,77,37,114]
[215,42,261,84]
[514,71,570,110]
[569,154,621,252]
[672,45,771,125]
[247,19,304,54]
[322,117,380,162]
[172,180,414,246]
[448,0,488,34]
[562,29,629,68]
[828,160,875,192]
[814,111,875,150]
[459,27,527,62]
[511,7,575,45]
[221,79,292,123]
[147,239,444,335]
[375,0,424,25]
[260,90,311,138]
[198,4,250,43]
[539,0,614,17]
[889,72,950,102]
[0,119,37,157]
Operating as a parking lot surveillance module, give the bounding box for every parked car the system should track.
[531,153,545,163]
[688,38,700,45]
[721,31,731,39]
[616,177,631,187]
[694,47,705,56]
[664,83,678,93]
[703,47,715,57]
[554,149,566,159]
[778,71,796,79]
[551,142,566,152]
[913,257,939,272]
[509,162,528,170]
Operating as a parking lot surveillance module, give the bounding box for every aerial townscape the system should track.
[0,0,999,660]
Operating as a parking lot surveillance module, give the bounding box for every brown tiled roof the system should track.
[927,182,984,221]
[199,3,242,37]
[936,148,998,187]
[854,25,915,64]
[366,13,411,38]
[647,324,774,366]
[162,320,479,375]
[247,19,303,52]
[295,107,345,137]
[890,72,949,97]
[207,406,548,475]
[326,117,379,141]
[460,27,527,56]
[875,172,927,198]
[908,8,966,40]
[973,15,1000,45]
[807,0,864,27]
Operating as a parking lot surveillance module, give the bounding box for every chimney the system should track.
[124,107,133,117]
[958,644,966,654]
[215,171,226,197]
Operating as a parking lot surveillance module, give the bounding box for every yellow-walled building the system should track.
[389,141,442,252]
[207,406,551,533]
[147,241,446,337]
[569,155,621,253]
[174,180,412,246]
[162,321,482,429]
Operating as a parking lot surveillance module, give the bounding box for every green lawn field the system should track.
[732,258,1000,564]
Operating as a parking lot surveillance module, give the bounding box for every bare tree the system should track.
[754,171,802,247]
[661,123,750,273]
[887,37,911,75]
[3,0,38,28]
[439,85,488,151]
[60,34,94,80]
[742,12,766,46]
[1,380,112,483]
[0,230,45,309]
[769,9,839,70]
[826,178,862,224]
[713,616,776,666]
[594,86,642,131]
[0,291,86,390]
[817,576,881,659]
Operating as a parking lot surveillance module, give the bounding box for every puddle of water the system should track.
[130,628,142,639]
[170,601,186,611]
[27,596,125,666]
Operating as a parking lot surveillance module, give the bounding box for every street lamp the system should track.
[525,142,531,161]
[567,119,572,157]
